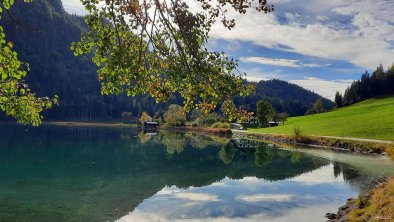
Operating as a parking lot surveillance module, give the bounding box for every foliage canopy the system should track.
[72,0,273,118]
[0,0,57,125]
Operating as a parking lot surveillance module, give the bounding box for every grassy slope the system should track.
[249,96,394,141]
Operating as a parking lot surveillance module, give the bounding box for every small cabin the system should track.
[144,121,159,128]
[268,121,279,127]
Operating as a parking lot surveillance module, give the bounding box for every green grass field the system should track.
[249,96,394,141]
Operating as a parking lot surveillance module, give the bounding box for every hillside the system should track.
[234,79,333,116]
[249,96,394,141]
[1,0,332,121]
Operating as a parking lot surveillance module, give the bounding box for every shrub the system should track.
[293,126,311,143]
[211,122,230,129]
[191,118,202,127]
[220,122,231,129]
[163,104,186,127]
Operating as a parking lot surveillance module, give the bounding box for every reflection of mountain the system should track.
[0,125,348,221]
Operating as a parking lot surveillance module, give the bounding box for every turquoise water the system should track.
[0,125,393,222]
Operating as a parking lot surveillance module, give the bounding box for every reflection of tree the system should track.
[333,162,359,181]
[255,143,275,167]
[188,133,228,149]
[219,142,236,165]
[138,131,152,144]
[160,131,186,155]
[290,151,302,164]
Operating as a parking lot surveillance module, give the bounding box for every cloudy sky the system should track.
[61,0,394,100]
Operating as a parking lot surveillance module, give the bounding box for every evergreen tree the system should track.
[334,91,344,108]
[343,64,394,106]
[312,98,325,113]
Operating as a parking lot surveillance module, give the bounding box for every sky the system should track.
[61,0,394,100]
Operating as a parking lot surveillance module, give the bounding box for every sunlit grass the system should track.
[349,177,394,222]
[249,96,394,141]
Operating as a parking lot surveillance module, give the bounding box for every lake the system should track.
[0,125,393,222]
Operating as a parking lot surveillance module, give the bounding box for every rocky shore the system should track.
[232,131,390,156]
[325,178,390,222]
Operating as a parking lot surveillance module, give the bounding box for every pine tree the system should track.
[334,92,343,108]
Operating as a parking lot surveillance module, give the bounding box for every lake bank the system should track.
[327,176,394,222]
[41,121,393,159]
[233,130,394,160]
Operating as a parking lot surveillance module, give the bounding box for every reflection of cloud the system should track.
[210,181,228,187]
[117,204,339,222]
[117,165,352,222]
[175,192,219,202]
[237,194,295,202]
[288,164,344,185]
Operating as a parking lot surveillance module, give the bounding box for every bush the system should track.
[293,126,311,143]
[190,117,202,127]
[211,122,230,129]
[220,122,231,129]
[163,104,186,127]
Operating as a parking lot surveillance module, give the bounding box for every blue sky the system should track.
[61,0,394,100]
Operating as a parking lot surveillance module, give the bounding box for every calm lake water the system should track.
[0,125,393,222]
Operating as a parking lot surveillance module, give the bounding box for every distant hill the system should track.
[234,80,333,116]
[250,96,394,141]
[1,0,332,121]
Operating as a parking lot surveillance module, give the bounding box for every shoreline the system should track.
[233,130,393,159]
[38,122,393,159]
[327,177,393,222]
[16,121,394,159]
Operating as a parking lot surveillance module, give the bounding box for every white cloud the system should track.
[241,67,286,82]
[241,57,299,67]
[61,0,87,15]
[60,0,394,70]
[209,0,394,69]
[289,77,353,100]
[240,56,324,68]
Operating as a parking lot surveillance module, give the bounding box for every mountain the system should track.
[234,80,333,116]
[1,0,333,121]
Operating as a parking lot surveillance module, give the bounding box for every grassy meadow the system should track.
[248,96,394,141]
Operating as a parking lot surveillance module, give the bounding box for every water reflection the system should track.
[118,164,353,222]
[0,125,392,222]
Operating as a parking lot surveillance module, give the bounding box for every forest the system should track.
[336,65,394,107]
